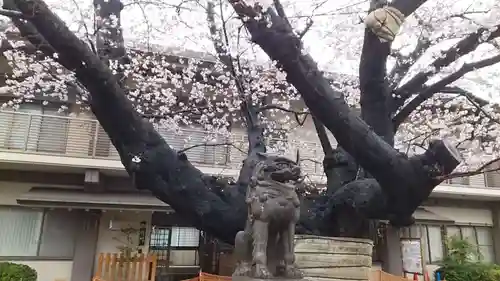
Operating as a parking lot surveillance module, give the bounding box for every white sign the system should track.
[401,239,423,274]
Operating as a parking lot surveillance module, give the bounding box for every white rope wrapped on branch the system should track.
[364,6,405,43]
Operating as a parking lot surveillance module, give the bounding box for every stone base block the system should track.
[232,278,307,281]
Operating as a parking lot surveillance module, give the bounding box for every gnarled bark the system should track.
[5,0,464,244]
[5,0,334,243]
[328,0,429,237]
[6,0,249,243]
[227,1,461,226]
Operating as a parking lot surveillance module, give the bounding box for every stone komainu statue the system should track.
[233,153,304,280]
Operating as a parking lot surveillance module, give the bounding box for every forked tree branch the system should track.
[361,0,429,145]
[206,1,266,195]
[440,86,488,106]
[297,19,313,39]
[177,142,245,154]
[337,0,429,235]
[6,0,251,243]
[258,104,309,125]
[228,0,461,226]
[388,37,432,89]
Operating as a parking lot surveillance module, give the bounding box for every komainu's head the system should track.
[253,152,302,183]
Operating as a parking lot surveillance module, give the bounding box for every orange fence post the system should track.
[129,256,137,281]
[148,254,158,281]
[92,253,158,281]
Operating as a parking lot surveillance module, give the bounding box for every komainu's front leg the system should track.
[252,220,272,278]
[282,222,303,279]
[233,230,252,276]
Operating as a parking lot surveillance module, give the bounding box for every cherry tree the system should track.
[1,0,500,242]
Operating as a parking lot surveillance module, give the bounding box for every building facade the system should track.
[0,104,499,281]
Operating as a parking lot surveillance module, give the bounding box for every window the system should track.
[150,227,170,249]
[401,224,443,264]
[446,225,495,263]
[427,226,444,262]
[170,227,200,247]
[485,161,500,187]
[446,226,460,238]
[476,227,495,262]
[0,207,79,258]
[445,177,470,185]
[0,208,42,256]
[169,249,199,266]
[149,226,200,267]
[170,227,199,266]
[402,224,495,264]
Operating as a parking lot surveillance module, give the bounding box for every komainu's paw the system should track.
[233,262,252,276]
[253,264,272,279]
[284,264,303,279]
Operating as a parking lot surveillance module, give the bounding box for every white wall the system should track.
[94,210,153,271]
[425,206,493,225]
[0,181,32,205]
[5,260,73,281]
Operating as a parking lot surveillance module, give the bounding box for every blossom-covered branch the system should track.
[5,0,250,243]
[393,53,500,127]
[206,0,267,195]
[393,24,500,110]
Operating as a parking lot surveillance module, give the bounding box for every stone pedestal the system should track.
[295,235,374,281]
[232,278,306,281]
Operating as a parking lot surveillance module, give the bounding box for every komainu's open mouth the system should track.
[254,153,303,184]
[267,160,302,183]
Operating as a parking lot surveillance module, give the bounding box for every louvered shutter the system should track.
[447,177,469,186]
[485,161,500,188]
[204,133,229,165]
[107,138,120,159]
[229,132,247,169]
[37,108,69,153]
[156,126,185,151]
[468,174,485,187]
[485,171,500,188]
[183,129,206,164]
[9,104,42,151]
[0,110,14,149]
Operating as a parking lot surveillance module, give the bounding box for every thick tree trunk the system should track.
[6,0,461,244]
[6,0,249,243]
[228,3,461,225]
[329,0,429,236]
[5,0,332,243]
[329,24,396,238]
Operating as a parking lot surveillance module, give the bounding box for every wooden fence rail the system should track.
[93,253,157,281]
[371,270,440,281]
[182,271,410,281]
[182,272,232,281]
